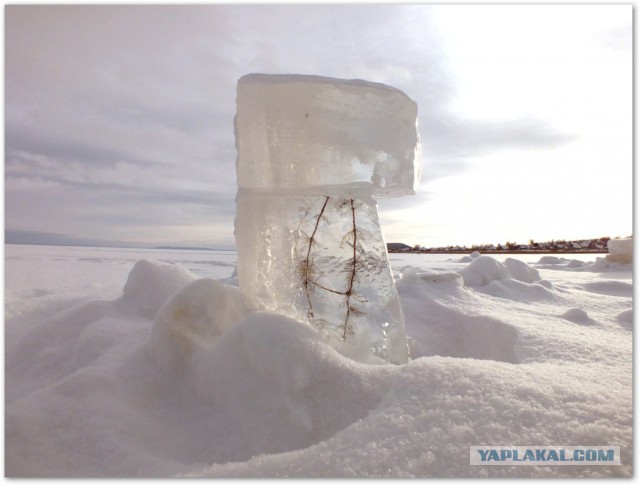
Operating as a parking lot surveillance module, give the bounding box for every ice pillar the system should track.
[234,73,421,364]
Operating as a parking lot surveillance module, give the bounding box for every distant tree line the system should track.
[387,236,628,254]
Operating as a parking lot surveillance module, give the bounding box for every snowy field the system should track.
[5,244,632,477]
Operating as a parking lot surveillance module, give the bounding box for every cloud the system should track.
[6,126,158,169]
[419,115,577,182]
[5,5,582,246]
[601,25,632,51]
[428,116,576,158]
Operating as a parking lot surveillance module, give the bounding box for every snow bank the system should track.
[535,254,631,273]
[6,300,393,476]
[582,280,633,297]
[567,259,586,268]
[580,257,631,272]
[5,252,632,478]
[457,255,540,286]
[188,312,394,460]
[504,257,541,283]
[457,256,511,286]
[191,356,630,478]
[617,309,633,330]
[537,255,564,265]
[397,268,518,363]
[559,307,595,325]
[606,237,632,264]
[150,278,252,376]
[122,259,196,318]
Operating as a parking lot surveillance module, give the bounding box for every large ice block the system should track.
[235,190,407,363]
[234,73,421,364]
[235,73,421,198]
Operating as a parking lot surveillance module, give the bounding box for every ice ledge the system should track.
[238,73,415,101]
[235,183,415,200]
[235,72,421,196]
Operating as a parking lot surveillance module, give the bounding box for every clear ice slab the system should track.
[234,74,421,364]
[235,73,421,198]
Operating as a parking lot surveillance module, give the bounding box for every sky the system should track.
[5,5,632,249]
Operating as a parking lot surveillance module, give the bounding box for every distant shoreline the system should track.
[5,242,611,255]
[389,249,609,255]
[387,236,626,255]
[3,242,234,252]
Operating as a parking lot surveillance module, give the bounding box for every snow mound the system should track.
[188,312,393,460]
[574,257,632,273]
[457,256,512,286]
[560,308,595,325]
[397,269,519,363]
[582,280,633,297]
[399,266,464,290]
[504,257,541,283]
[7,299,128,393]
[617,309,633,330]
[533,256,632,273]
[606,237,632,264]
[537,279,554,289]
[457,255,540,287]
[122,259,196,318]
[537,255,565,264]
[150,278,252,376]
[480,278,557,303]
[5,253,633,478]
[6,262,395,476]
[567,259,585,268]
[455,250,482,262]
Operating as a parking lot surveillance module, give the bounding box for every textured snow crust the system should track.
[5,246,632,477]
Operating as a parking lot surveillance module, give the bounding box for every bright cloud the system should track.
[5,5,632,248]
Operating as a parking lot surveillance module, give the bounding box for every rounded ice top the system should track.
[235,73,422,198]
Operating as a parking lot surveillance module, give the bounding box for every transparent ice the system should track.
[235,74,421,197]
[234,74,421,364]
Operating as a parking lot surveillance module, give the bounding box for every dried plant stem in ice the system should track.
[303,198,360,340]
[301,196,330,320]
[340,198,358,339]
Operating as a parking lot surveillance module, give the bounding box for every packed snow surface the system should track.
[5,245,632,477]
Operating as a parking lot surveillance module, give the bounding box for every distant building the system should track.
[387,242,412,251]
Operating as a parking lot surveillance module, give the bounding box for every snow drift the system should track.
[606,237,632,264]
[5,249,632,477]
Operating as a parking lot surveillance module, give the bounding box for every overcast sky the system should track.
[5,5,632,249]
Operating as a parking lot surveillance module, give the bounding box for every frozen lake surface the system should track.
[5,244,633,477]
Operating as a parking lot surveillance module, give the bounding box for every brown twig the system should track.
[312,281,347,295]
[299,197,362,340]
[302,196,330,319]
[341,198,357,339]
